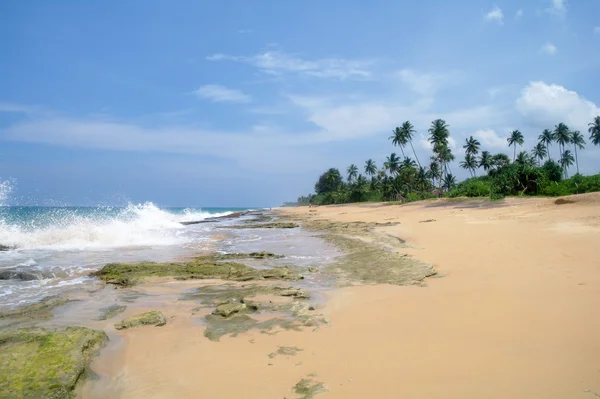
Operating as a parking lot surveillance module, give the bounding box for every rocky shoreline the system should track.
[0,210,435,398]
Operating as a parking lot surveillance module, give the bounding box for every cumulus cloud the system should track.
[473,129,506,149]
[193,85,251,103]
[539,43,557,55]
[484,6,504,24]
[516,82,600,131]
[206,51,373,80]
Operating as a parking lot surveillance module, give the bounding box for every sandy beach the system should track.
[76,194,600,398]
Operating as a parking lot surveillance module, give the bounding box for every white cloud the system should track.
[539,43,557,55]
[193,85,251,103]
[206,51,373,80]
[473,128,506,149]
[516,82,600,131]
[484,6,504,24]
[547,0,566,15]
[397,69,457,96]
[515,9,523,19]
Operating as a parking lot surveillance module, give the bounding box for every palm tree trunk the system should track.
[409,141,421,168]
[513,145,516,161]
[574,144,579,175]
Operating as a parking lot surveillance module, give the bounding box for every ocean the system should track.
[0,203,339,309]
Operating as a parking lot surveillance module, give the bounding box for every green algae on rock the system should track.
[93,253,301,287]
[0,296,70,321]
[212,300,256,318]
[268,346,303,358]
[292,378,326,399]
[221,222,299,229]
[0,327,107,399]
[114,311,167,330]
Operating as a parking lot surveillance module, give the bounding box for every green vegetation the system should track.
[92,252,301,286]
[291,118,600,205]
[0,327,107,399]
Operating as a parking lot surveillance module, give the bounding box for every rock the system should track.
[307,267,319,273]
[419,219,436,223]
[97,304,127,320]
[0,269,41,281]
[278,288,310,299]
[0,244,15,251]
[0,296,71,321]
[0,327,108,398]
[115,310,167,330]
[222,222,299,229]
[212,301,247,318]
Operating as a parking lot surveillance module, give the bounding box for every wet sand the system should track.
[82,194,600,398]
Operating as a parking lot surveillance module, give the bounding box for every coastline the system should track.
[1,195,599,398]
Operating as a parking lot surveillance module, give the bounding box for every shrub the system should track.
[447,177,491,198]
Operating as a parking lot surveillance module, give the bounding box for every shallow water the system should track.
[0,204,341,309]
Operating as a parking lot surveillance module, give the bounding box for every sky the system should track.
[1,0,599,207]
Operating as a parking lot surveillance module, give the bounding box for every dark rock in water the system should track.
[0,244,15,251]
[0,296,71,321]
[0,269,41,281]
[115,310,167,330]
[222,222,299,229]
[97,304,127,320]
[0,327,108,398]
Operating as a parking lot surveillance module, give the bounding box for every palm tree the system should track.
[463,136,481,156]
[553,123,572,156]
[570,131,585,175]
[346,164,358,182]
[428,119,452,192]
[399,121,421,168]
[428,157,441,188]
[559,150,575,179]
[384,153,401,176]
[459,153,478,177]
[515,151,534,167]
[538,129,554,160]
[531,142,547,166]
[507,130,524,161]
[589,116,600,146]
[479,150,492,172]
[401,157,417,169]
[389,127,407,158]
[443,173,456,191]
[364,159,377,177]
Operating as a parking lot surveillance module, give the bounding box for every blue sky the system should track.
[1,0,599,207]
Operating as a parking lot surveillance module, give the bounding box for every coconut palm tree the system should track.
[364,159,377,177]
[553,123,572,156]
[428,157,441,188]
[459,153,478,177]
[389,127,407,158]
[401,157,417,169]
[399,121,421,168]
[428,119,452,192]
[515,151,534,167]
[570,131,585,175]
[589,116,600,146]
[507,130,524,161]
[531,142,547,166]
[479,150,492,173]
[346,164,358,182]
[559,150,575,179]
[463,136,481,156]
[538,129,554,160]
[384,153,401,176]
[443,173,456,191]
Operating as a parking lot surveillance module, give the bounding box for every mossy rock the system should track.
[212,301,249,318]
[222,222,299,229]
[0,296,70,321]
[292,378,326,399]
[92,253,300,287]
[96,304,127,321]
[0,327,108,399]
[115,311,167,330]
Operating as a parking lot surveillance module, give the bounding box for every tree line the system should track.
[292,116,600,206]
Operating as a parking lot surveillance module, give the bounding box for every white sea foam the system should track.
[0,202,231,251]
